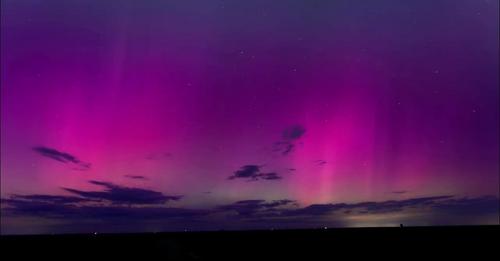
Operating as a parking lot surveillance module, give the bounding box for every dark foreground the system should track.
[2,225,499,259]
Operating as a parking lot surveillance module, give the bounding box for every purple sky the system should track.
[1,0,498,234]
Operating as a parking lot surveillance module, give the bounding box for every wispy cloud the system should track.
[257,173,282,180]
[124,175,148,180]
[274,125,306,155]
[314,160,327,166]
[33,146,91,171]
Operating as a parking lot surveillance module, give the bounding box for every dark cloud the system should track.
[74,206,209,220]
[228,165,283,181]
[274,125,306,155]
[1,198,81,219]
[282,125,306,141]
[2,194,497,234]
[229,165,261,180]
[429,195,499,216]
[2,198,209,221]
[349,196,454,214]
[261,199,298,208]
[4,194,492,220]
[33,146,91,170]
[217,199,297,217]
[392,191,407,194]
[217,200,267,216]
[282,203,347,216]
[124,175,148,180]
[9,194,95,204]
[213,196,493,225]
[280,196,456,217]
[63,180,182,205]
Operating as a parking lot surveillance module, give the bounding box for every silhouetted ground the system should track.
[1,225,499,259]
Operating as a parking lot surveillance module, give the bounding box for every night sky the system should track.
[1,0,498,234]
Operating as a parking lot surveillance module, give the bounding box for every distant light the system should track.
[93,232,98,235]
[324,227,328,230]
